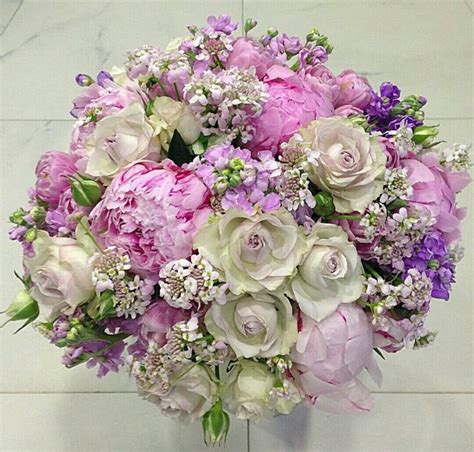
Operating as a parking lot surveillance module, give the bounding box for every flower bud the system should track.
[267,27,278,38]
[70,176,102,207]
[9,208,26,225]
[228,158,244,171]
[29,206,46,223]
[244,18,258,35]
[87,290,116,321]
[412,125,439,146]
[228,174,241,188]
[313,192,335,218]
[306,28,320,42]
[214,178,229,195]
[202,399,230,447]
[1,289,39,329]
[75,73,94,87]
[96,70,112,87]
[24,228,38,242]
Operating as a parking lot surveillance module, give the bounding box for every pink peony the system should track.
[90,160,212,279]
[35,151,78,208]
[334,105,363,117]
[299,64,339,105]
[402,152,471,244]
[372,317,414,353]
[378,136,400,169]
[334,70,373,110]
[139,301,189,346]
[248,65,334,155]
[226,37,277,80]
[291,303,381,413]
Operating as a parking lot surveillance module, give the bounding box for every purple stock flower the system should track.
[195,144,281,214]
[75,73,93,87]
[404,231,455,300]
[204,15,238,35]
[96,70,113,87]
[86,340,126,378]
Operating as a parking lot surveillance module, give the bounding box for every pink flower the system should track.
[90,160,212,279]
[291,303,381,413]
[402,152,471,244]
[334,105,363,117]
[248,66,334,156]
[334,218,379,258]
[299,64,339,104]
[45,189,90,236]
[378,136,400,169]
[139,301,189,346]
[334,70,373,110]
[35,151,77,208]
[372,317,414,353]
[226,37,277,80]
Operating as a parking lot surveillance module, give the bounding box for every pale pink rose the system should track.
[299,64,340,104]
[334,70,373,110]
[139,301,189,346]
[226,37,277,80]
[291,303,381,413]
[402,152,471,244]
[90,160,212,279]
[248,66,334,156]
[378,136,400,169]
[35,151,78,208]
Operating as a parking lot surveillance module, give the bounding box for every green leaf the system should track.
[13,313,39,334]
[168,130,194,166]
[387,198,408,212]
[374,348,386,360]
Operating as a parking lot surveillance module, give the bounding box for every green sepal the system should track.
[387,198,408,212]
[202,399,230,447]
[87,290,116,321]
[313,191,335,218]
[70,175,102,207]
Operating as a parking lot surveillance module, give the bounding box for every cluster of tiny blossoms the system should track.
[159,254,226,310]
[277,141,319,212]
[439,144,472,172]
[194,144,281,214]
[361,269,434,350]
[184,67,269,142]
[91,247,153,319]
[379,167,413,204]
[132,317,229,397]
[372,207,435,270]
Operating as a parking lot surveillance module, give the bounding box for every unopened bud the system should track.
[412,125,438,145]
[313,192,335,218]
[244,18,258,35]
[10,208,26,225]
[24,228,38,242]
[202,399,230,447]
[75,73,94,87]
[29,206,46,223]
[70,176,102,207]
[1,289,39,329]
[267,27,278,38]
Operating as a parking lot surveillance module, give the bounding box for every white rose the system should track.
[149,96,201,150]
[222,361,300,421]
[85,102,157,178]
[289,223,364,321]
[23,231,94,321]
[222,361,276,420]
[205,291,297,358]
[194,208,307,295]
[152,364,218,422]
[295,117,386,213]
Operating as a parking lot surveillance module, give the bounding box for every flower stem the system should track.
[78,217,104,253]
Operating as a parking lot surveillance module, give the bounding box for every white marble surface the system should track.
[0,1,473,451]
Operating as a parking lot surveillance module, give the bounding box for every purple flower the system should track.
[195,144,281,214]
[404,231,455,300]
[203,15,238,35]
[96,70,113,87]
[86,340,126,378]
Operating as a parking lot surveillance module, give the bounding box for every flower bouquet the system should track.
[2,15,471,445]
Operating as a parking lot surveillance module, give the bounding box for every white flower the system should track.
[194,208,307,295]
[222,361,299,421]
[294,117,386,213]
[23,231,95,321]
[204,291,297,358]
[85,102,157,179]
[149,96,201,150]
[289,223,364,321]
[141,363,218,422]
